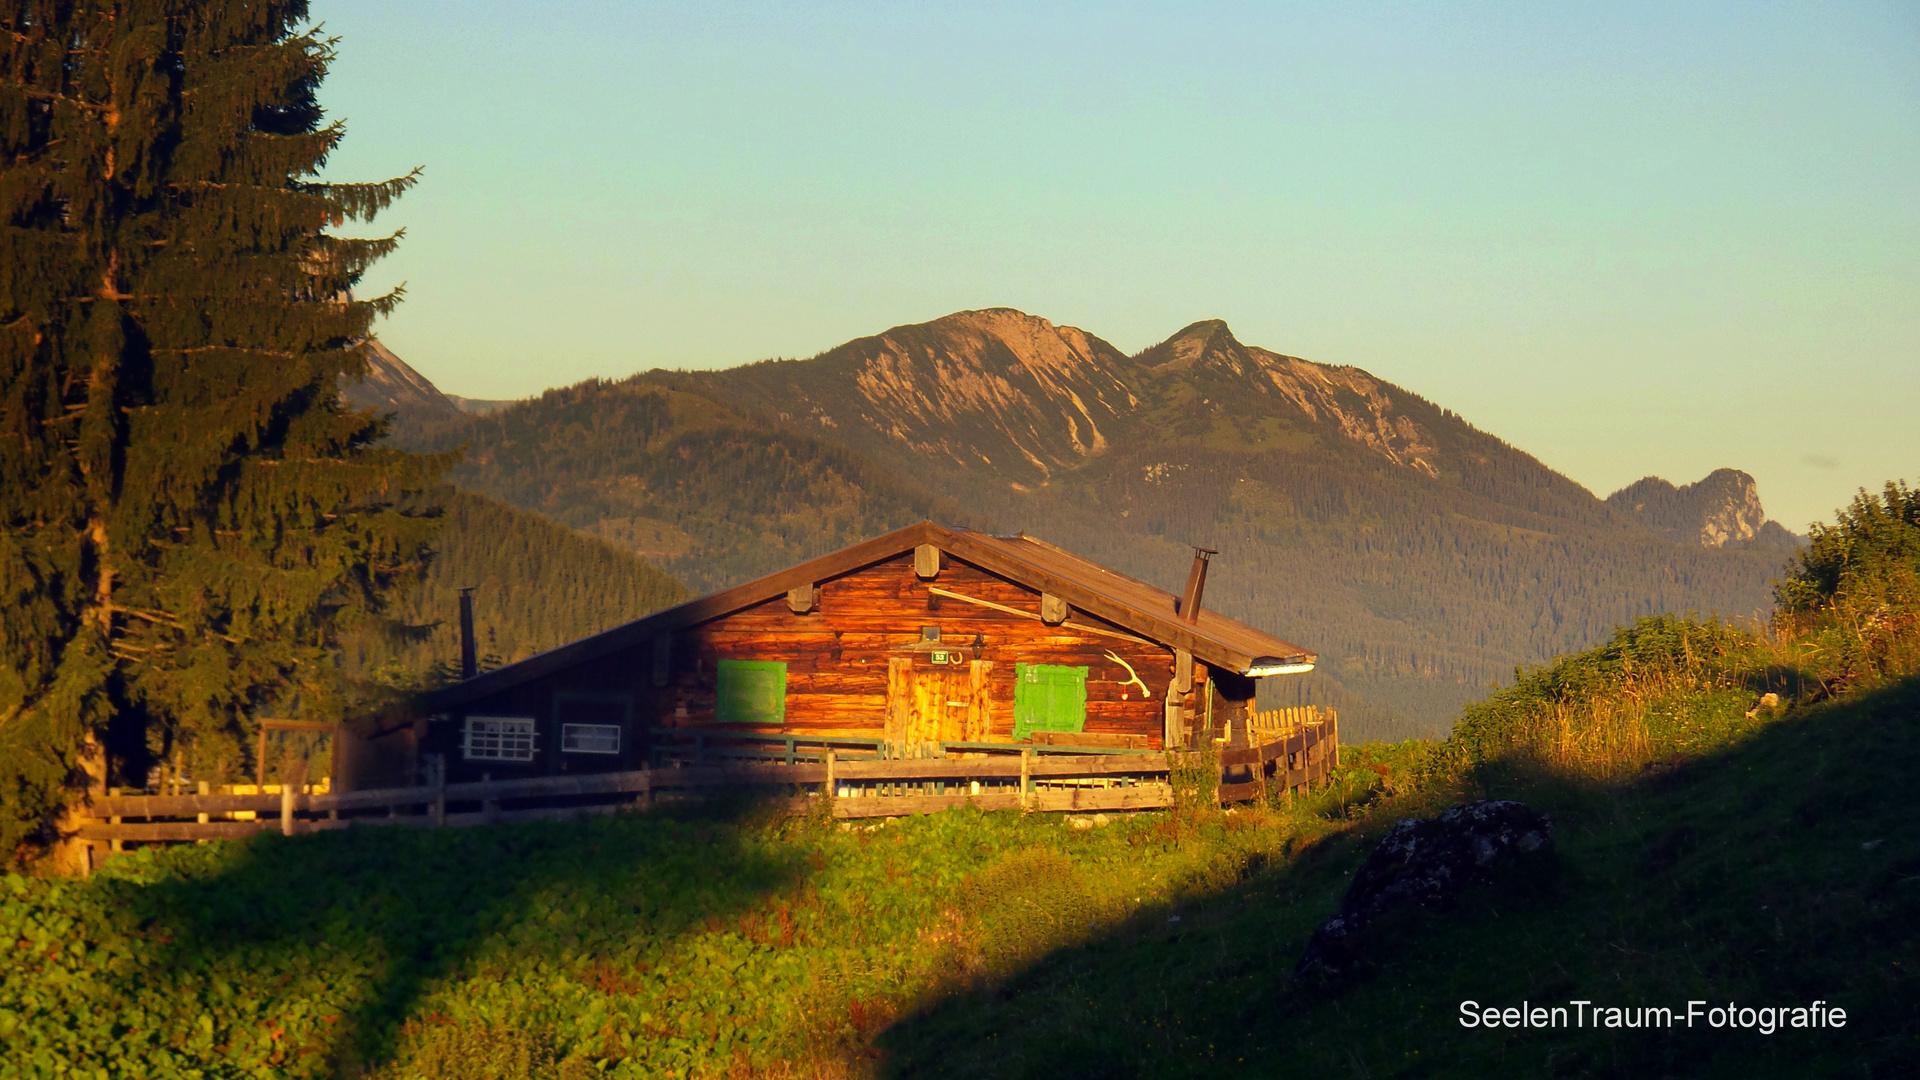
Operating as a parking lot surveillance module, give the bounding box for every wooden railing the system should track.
[1217,707,1339,805]
[71,715,1337,864]
[70,750,1170,857]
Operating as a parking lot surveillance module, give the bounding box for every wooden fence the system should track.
[72,714,1337,867]
[1217,706,1338,805]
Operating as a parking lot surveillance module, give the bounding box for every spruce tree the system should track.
[1,2,442,865]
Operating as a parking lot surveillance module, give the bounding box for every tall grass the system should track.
[1436,583,1920,784]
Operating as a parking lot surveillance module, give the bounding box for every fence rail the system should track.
[1217,707,1338,804]
[74,713,1337,864]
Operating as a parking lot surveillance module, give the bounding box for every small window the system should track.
[464,716,536,762]
[716,659,787,724]
[1012,663,1088,740]
[562,723,622,755]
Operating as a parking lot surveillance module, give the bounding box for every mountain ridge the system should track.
[366,308,1798,739]
[1607,468,1800,549]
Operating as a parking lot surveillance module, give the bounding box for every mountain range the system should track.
[346,311,1800,740]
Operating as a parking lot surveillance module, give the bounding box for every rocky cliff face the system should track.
[341,338,466,427]
[689,309,1459,489]
[1607,469,1799,548]
[679,309,1137,486]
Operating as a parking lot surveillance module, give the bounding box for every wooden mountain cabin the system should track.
[422,522,1317,783]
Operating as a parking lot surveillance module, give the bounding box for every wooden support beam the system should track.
[914,544,941,579]
[1040,593,1069,625]
[786,582,818,614]
[831,785,1172,819]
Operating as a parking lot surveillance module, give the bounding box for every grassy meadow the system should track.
[6,485,1918,1078]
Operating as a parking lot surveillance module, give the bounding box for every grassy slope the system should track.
[881,676,1919,1079]
[0,801,1308,1079]
[4,677,1911,1079]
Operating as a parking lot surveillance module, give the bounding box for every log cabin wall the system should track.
[427,550,1188,782]
[663,551,1175,745]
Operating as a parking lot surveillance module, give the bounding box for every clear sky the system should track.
[315,0,1918,531]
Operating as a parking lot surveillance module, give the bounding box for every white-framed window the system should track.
[463,716,537,762]
[561,723,622,755]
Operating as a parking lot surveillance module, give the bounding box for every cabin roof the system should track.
[429,521,1315,711]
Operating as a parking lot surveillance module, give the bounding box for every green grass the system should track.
[880,676,1920,1078]
[5,635,1915,1078]
[0,796,1333,1079]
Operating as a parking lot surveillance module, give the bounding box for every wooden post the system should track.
[279,782,294,836]
[107,786,122,855]
[431,755,446,828]
[327,722,343,805]
[825,750,837,807]
[639,766,653,810]
[1019,748,1031,810]
[1330,708,1339,768]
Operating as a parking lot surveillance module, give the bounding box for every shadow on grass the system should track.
[877,676,1920,1080]
[101,790,815,1074]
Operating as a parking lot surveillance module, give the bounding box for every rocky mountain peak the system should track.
[341,338,466,427]
[1135,321,1442,478]
[1607,469,1798,548]
[698,308,1138,486]
[1140,319,1248,374]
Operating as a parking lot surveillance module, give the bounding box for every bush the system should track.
[1777,479,1920,613]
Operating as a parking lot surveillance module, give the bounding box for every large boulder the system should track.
[1298,800,1553,974]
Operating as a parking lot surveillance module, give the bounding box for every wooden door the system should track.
[886,659,993,753]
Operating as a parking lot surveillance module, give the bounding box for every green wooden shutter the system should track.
[716,659,787,724]
[1012,663,1088,740]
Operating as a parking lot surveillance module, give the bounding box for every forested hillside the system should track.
[379,310,1798,739]
[396,380,983,594]
[339,490,693,689]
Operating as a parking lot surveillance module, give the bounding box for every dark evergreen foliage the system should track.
[401,380,985,594]
[339,488,693,689]
[0,2,440,863]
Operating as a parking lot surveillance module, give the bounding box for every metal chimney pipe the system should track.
[1179,546,1217,624]
[458,586,478,680]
